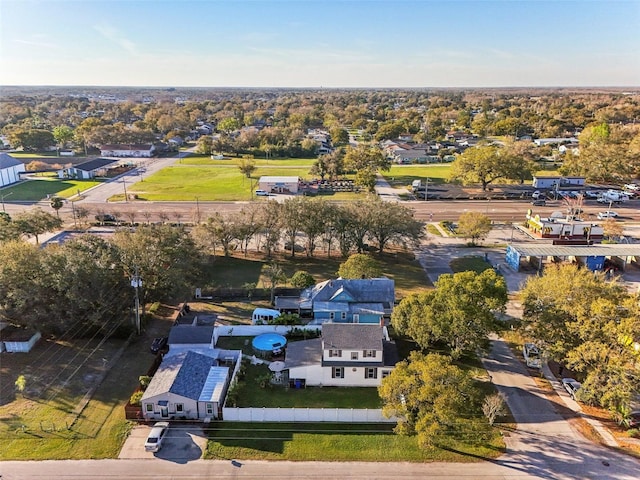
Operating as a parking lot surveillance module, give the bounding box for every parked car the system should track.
[597,211,618,219]
[145,421,169,452]
[150,336,168,354]
[562,378,582,400]
[584,190,599,199]
[624,183,639,191]
[255,189,269,196]
[531,199,546,206]
[95,214,116,223]
[531,190,542,200]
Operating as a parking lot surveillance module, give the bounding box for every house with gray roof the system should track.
[0,153,25,187]
[284,323,398,387]
[275,278,395,325]
[57,158,118,179]
[141,348,240,421]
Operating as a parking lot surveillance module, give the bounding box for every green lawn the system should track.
[385,164,452,189]
[0,178,102,201]
[127,166,317,201]
[179,155,317,167]
[450,256,494,274]
[203,250,432,299]
[205,422,505,462]
[230,362,382,408]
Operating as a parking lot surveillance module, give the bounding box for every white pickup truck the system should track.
[597,190,629,204]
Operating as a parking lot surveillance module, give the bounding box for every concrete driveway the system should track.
[119,423,207,462]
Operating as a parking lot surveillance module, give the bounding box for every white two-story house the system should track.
[284,323,398,387]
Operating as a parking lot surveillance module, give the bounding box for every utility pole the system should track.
[122,178,128,202]
[1,191,14,212]
[131,268,142,335]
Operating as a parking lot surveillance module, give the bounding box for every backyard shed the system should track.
[0,326,41,353]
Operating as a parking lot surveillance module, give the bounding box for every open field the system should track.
[0,178,102,201]
[179,155,317,167]
[202,250,432,299]
[205,421,505,462]
[386,164,452,189]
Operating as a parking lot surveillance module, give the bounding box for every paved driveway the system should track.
[119,423,207,462]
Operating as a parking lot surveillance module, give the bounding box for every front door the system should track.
[160,407,168,418]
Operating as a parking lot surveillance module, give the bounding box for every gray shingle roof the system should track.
[0,153,22,169]
[283,338,322,369]
[321,323,383,351]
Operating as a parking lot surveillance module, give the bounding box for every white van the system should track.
[251,308,281,325]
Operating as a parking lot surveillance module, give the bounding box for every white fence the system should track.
[222,407,395,423]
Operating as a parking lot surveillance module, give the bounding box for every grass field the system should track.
[179,155,317,167]
[0,178,103,201]
[205,422,505,462]
[386,164,452,189]
[203,250,432,299]
[127,166,319,201]
[450,256,494,274]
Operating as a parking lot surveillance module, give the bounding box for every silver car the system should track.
[561,378,581,400]
[145,421,169,452]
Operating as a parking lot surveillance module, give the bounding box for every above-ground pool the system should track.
[252,333,287,355]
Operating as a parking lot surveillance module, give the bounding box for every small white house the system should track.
[0,153,26,187]
[258,176,300,194]
[141,350,234,421]
[100,144,155,158]
[58,158,118,179]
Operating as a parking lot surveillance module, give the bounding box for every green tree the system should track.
[290,270,315,289]
[310,150,344,180]
[50,196,64,218]
[15,375,26,397]
[449,144,505,191]
[393,269,507,358]
[13,208,63,244]
[237,157,257,179]
[367,197,423,252]
[8,128,55,151]
[344,145,390,173]
[52,125,74,149]
[337,253,382,279]
[520,264,639,412]
[457,211,492,245]
[195,135,214,155]
[263,262,286,305]
[379,352,484,447]
[217,117,241,134]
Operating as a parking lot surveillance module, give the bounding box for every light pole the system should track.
[131,268,142,335]
[1,191,14,212]
[195,196,201,224]
[423,177,430,202]
[122,178,128,202]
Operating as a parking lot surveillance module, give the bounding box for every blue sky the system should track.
[1,0,639,87]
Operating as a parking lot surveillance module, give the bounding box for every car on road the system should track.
[562,378,582,400]
[597,211,618,219]
[531,199,546,206]
[531,190,542,200]
[624,183,639,191]
[145,421,169,452]
[95,214,116,223]
[255,189,269,196]
[150,336,168,354]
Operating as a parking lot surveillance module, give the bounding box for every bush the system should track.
[139,375,152,390]
[129,390,144,406]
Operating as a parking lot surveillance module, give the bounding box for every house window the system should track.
[330,312,335,320]
[145,403,153,412]
[365,368,377,379]
[329,349,342,358]
[341,311,347,320]
[351,351,359,360]
[332,367,344,379]
[353,314,359,323]
[206,403,214,415]
[176,403,184,413]
[381,370,391,379]
[363,349,376,358]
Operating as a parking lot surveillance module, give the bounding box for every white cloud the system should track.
[93,22,137,56]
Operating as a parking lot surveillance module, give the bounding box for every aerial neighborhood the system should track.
[0,85,639,475]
